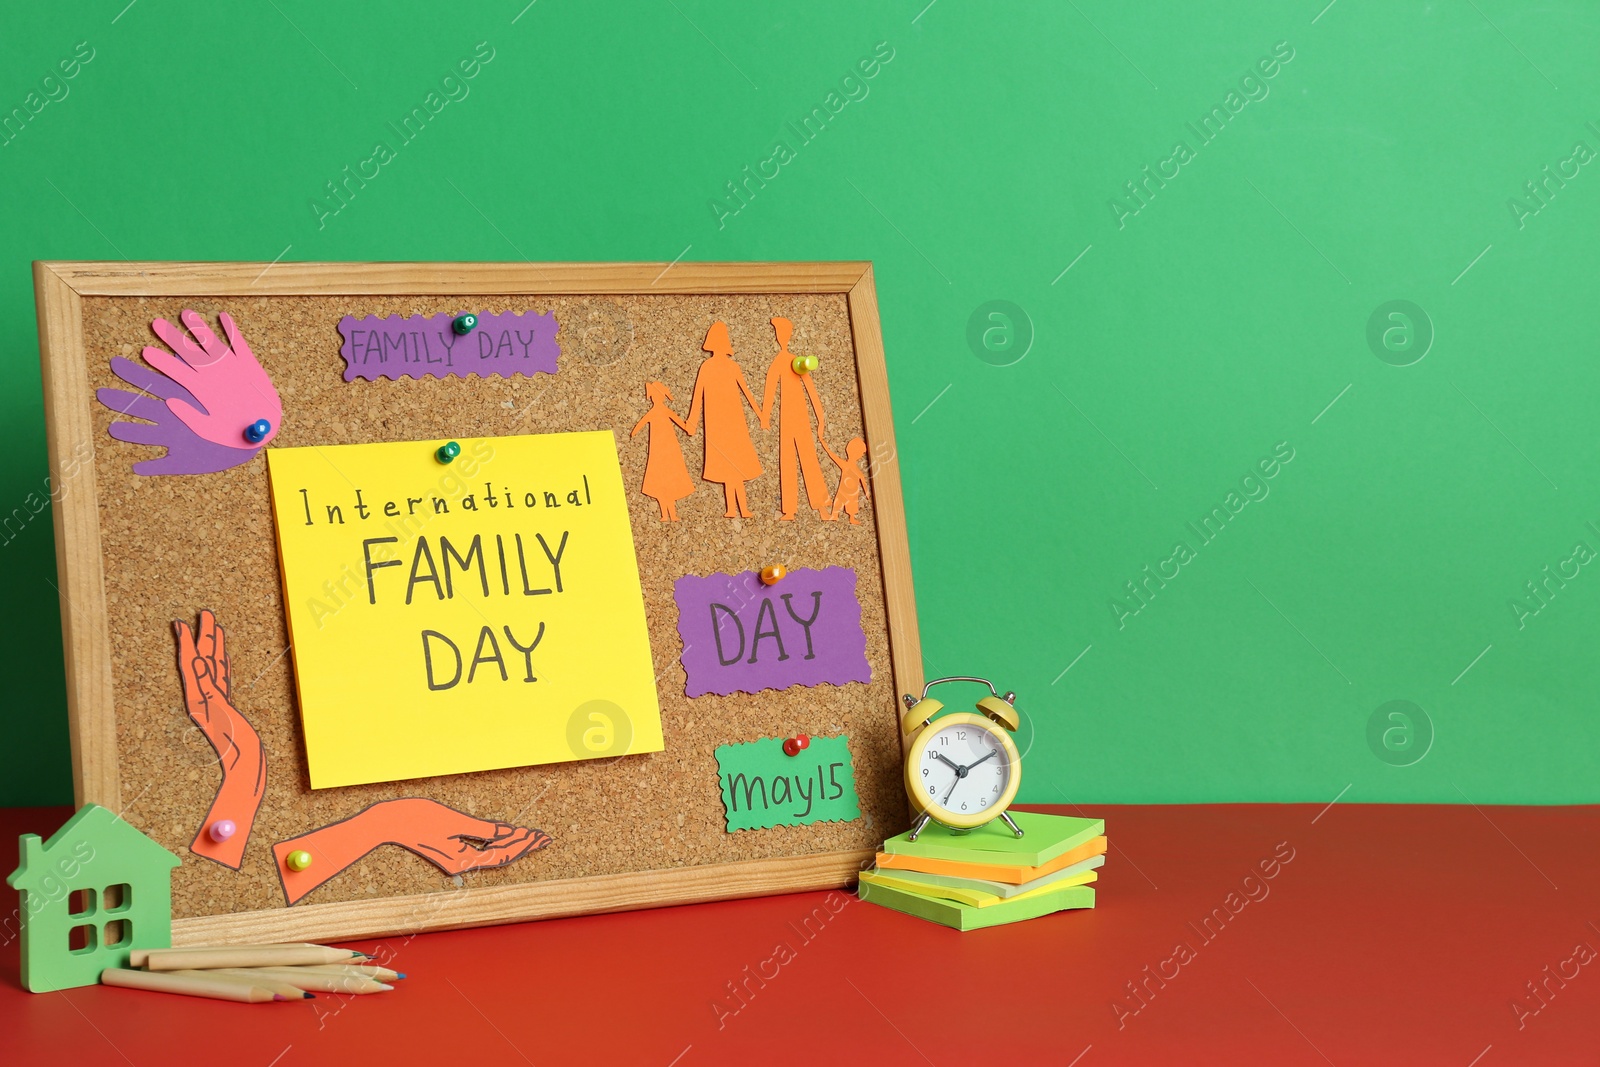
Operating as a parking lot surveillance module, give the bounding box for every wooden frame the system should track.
[33,261,922,942]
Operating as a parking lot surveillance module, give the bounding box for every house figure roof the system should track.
[7,803,181,892]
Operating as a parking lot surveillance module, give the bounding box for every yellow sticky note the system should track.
[266,432,663,788]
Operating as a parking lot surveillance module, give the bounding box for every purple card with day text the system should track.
[338,310,560,382]
[674,567,871,698]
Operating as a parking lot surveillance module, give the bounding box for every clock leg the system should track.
[907,812,932,842]
[999,811,1024,838]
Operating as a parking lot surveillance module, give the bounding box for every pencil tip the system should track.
[274,994,288,1001]
[376,983,395,991]
[306,992,318,998]
[395,973,407,980]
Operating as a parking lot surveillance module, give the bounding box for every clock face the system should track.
[915,721,1013,820]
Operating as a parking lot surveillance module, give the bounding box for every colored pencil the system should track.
[169,969,315,999]
[141,946,369,971]
[130,943,369,968]
[101,968,288,1003]
[208,967,392,995]
[294,964,406,981]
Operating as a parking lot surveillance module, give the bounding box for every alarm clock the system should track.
[901,676,1024,841]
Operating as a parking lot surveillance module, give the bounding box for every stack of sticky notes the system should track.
[858,811,1106,931]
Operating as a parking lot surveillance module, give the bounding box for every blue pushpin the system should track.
[244,419,272,444]
[452,313,478,335]
[436,441,461,464]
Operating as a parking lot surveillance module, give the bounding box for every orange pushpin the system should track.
[760,564,787,585]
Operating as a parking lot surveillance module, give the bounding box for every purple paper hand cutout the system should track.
[96,310,282,476]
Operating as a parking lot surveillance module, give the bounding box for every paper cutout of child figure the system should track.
[685,321,765,518]
[630,381,694,521]
[760,317,833,521]
[825,437,871,524]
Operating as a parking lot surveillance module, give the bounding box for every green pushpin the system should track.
[436,441,462,464]
[791,353,818,374]
[452,313,478,335]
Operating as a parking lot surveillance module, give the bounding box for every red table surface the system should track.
[2,801,1596,1065]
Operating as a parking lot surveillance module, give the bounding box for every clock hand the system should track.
[967,750,998,770]
[933,752,962,773]
[942,774,961,804]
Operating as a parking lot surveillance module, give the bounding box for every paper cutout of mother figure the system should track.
[760,317,833,521]
[685,321,765,518]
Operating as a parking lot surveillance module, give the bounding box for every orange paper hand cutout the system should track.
[272,798,551,905]
[761,317,833,521]
[630,381,695,521]
[685,320,764,518]
[826,437,872,524]
[175,610,265,870]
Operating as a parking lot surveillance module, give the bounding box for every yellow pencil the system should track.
[141,946,369,971]
[101,968,289,1003]
[207,967,392,995]
[169,969,315,1000]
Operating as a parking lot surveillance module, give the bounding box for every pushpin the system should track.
[795,733,810,751]
[208,819,236,843]
[791,354,818,375]
[759,564,787,585]
[452,313,478,335]
[782,738,802,757]
[436,441,461,464]
[285,850,314,872]
[244,419,272,444]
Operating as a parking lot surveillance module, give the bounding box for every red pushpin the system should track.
[782,738,802,756]
[795,733,810,750]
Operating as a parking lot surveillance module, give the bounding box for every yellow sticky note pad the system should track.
[266,432,663,788]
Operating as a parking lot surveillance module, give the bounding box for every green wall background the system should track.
[3,1,1595,806]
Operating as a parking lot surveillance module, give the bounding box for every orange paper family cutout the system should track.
[685,320,765,518]
[630,381,694,520]
[174,610,265,870]
[761,317,833,521]
[272,798,550,905]
[634,316,874,523]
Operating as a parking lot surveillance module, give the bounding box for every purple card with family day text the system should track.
[338,310,560,382]
[674,567,872,698]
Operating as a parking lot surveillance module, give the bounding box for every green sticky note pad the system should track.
[716,736,861,832]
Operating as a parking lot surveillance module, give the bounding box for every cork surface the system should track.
[82,293,909,919]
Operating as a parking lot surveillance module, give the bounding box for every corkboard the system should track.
[33,261,922,944]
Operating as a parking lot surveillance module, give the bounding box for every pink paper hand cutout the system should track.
[144,310,282,449]
[98,310,282,476]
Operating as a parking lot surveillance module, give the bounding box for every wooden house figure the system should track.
[6,804,181,993]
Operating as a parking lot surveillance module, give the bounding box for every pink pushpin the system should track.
[208,819,237,843]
